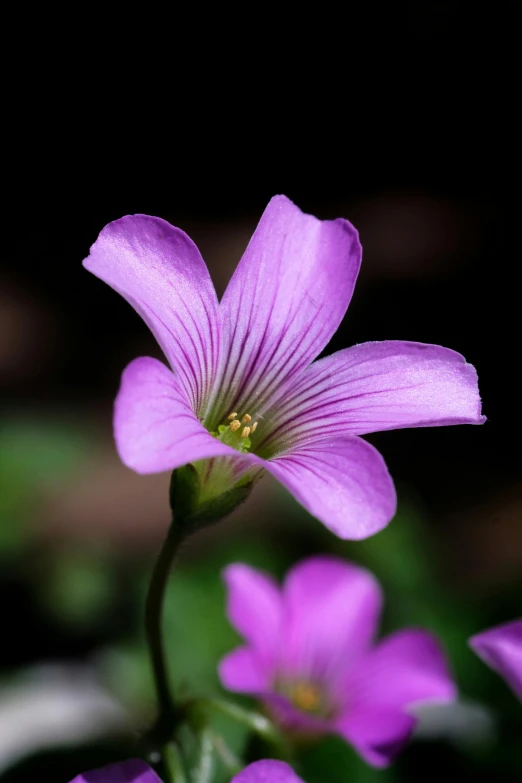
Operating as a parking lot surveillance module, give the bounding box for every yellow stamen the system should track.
[241,426,251,438]
[230,419,241,432]
[251,421,258,433]
[290,681,322,713]
[227,412,238,420]
[242,414,252,424]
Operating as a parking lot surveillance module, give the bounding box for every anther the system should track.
[228,412,238,420]
[241,427,251,438]
[230,419,241,432]
[251,421,258,433]
[242,414,252,424]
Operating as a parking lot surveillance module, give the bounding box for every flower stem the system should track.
[145,521,185,728]
[196,698,281,746]
[191,727,214,783]
[164,743,187,783]
[211,731,243,776]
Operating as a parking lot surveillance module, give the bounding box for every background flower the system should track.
[219,556,457,767]
[69,758,161,783]
[469,620,522,701]
[70,758,304,783]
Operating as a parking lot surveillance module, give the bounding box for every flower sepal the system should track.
[169,463,254,531]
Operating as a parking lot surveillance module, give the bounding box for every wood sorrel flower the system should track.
[469,619,522,701]
[69,758,304,783]
[84,196,484,539]
[69,759,158,782]
[219,556,457,768]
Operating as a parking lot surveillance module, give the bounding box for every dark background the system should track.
[1,2,520,780]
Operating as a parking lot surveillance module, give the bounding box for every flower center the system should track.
[280,679,333,719]
[211,412,259,453]
[288,681,323,713]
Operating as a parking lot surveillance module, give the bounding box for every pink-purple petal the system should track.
[114,357,236,474]
[216,195,362,422]
[68,759,161,783]
[263,341,484,449]
[347,629,457,710]
[265,436,396,539]
[83,214,220,414]
[335,708,416,768]
[261,692,331,735]
[219,646,270,693]
[223,564,283,669]
[279,557,382,686]
[469,619,522,701]
[232,760,305,783]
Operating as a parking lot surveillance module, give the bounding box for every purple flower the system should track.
[69,758,303,783]
[84,196,484,539]
[469,619,522,701]
[68,758,161,783]
[232,760,305,783]
[219,556,457,768]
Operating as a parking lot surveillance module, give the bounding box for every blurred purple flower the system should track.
[84,196,484,539]
[69,758,303,783]
[68,758,161,783]
[469,619,522,701]
[232,760,305,783]
[219,556,457,768]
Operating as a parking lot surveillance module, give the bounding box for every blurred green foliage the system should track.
[0,418,89,555]
[1,417,522,781]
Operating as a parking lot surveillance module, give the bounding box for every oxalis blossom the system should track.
[69,758,304,783]
[219,556,457,768]
[84,196,484,539]
[469,619,522,701]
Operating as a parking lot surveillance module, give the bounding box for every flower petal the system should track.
[232,760,305,783]
[69,759,161,783]
[83,215,220,414]
[223,563,283,669]
[347,629,457,710]
[114,356,235,473]
[262,693,330,735]
[219,646,270,693]
[265,436,396,539]
[263,341,485,450]
[469,619,522,701]
[215,195,361,424]
[335,708,416,768]
[278,557,382,689]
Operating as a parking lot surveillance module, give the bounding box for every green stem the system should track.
[196,698,280,745]
[145,521,185,725]
[165,742,187,783]
[211,731,243,776]
[192,727,215,783]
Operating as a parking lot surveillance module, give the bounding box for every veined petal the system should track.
[83,215,220,415]
[346,629,457,711]
[261,341,484,451]
[469,620,522,701]
[214,195,361,425]
[223,563,282,668]
[335,708,416,768]
[219,646,270,693]
[232,760,305,783]
[114,357,236,474]
[68,759,161,783]
[279,557,382,687]
[265,436,396,539]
